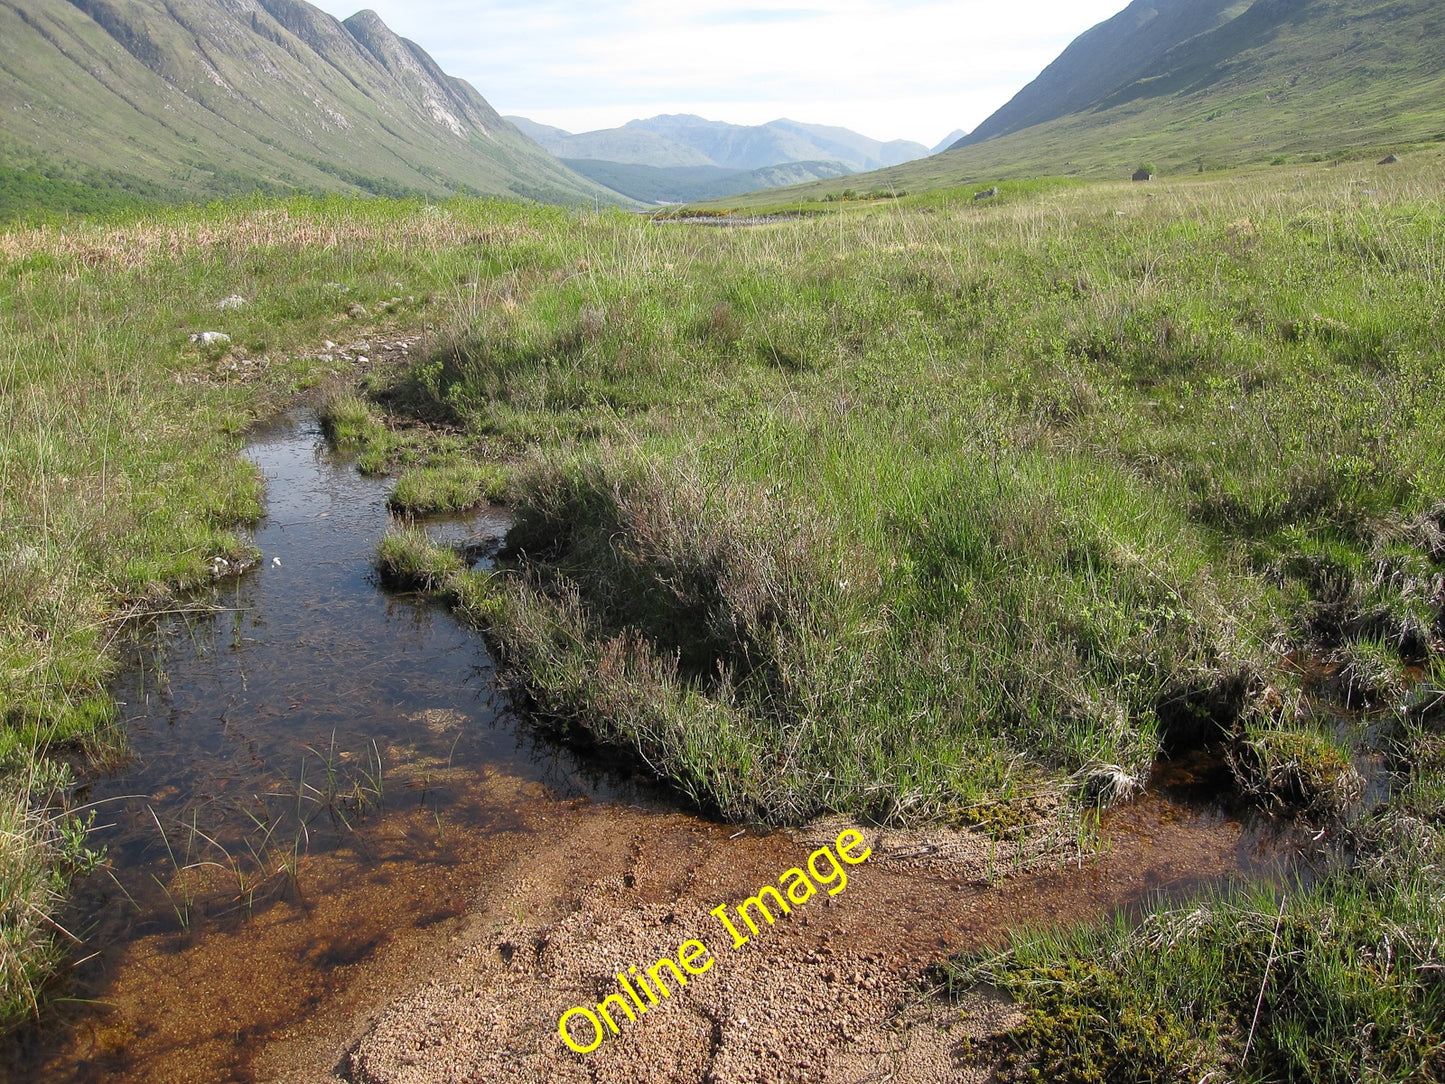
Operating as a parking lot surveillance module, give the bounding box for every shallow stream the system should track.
[0,413,1295,1084]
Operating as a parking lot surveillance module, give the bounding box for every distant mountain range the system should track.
[931,130,968,155]
[506,114,936,203]
[0,0,621,213]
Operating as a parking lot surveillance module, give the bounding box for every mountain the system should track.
[951,0,1250,149]
[0,0,623,212]
[706,0,1445,206]
[931,129,968,155]
[508,114,930,172]
[559,158,854,205]
[503,112,930,204]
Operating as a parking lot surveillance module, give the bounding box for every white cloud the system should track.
[310,0,1130,145]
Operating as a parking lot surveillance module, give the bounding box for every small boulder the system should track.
[1378,153,1400,165]
[973,186,998,201]
[216,295,246,310]
[347,303,369,318]
[189,331,231,346]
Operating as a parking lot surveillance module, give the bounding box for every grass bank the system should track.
[355,161,1444,826]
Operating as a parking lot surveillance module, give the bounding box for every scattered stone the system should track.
[347,303,369,318]
[189,331,231,346]
[216,294,246,310]
[1378,153,1400,165]
[357,356,369,364]
[973,186,998,201]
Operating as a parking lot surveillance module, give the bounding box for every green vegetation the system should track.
[376,526,467,590]
[349,162,1445,831]
[2,158,1442,1078]
[941,709,1445,1082]
[388,461,508,515]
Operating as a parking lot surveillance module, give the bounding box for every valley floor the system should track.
[2,159,1443,1079]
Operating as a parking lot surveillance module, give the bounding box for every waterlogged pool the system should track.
[0,413,1297,1084]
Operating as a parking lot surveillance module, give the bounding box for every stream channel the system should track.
[1,412,1295,1084]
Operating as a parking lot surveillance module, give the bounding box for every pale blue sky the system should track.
[308,0,1130,147]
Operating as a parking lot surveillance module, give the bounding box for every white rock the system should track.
[190,332,231,345]
[216,295,246,310]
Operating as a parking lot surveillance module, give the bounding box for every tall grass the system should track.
[347,160,1445,826]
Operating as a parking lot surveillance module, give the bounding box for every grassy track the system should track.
[3,163,1443,1074]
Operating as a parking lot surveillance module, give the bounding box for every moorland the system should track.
[2,152,1443,1078]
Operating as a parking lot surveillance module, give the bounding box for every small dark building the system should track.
[1132,168,1154,182]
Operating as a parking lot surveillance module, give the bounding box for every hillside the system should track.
[950,0,1250,149]
[0,0,622,213]
[703,0,1445,207]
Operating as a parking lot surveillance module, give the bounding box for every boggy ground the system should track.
[4,163,1443,1079]
[253,797,1272,1084]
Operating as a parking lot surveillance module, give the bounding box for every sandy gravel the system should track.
[251,797,1245,1084]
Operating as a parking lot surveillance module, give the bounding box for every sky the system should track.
[306,0,1131,148]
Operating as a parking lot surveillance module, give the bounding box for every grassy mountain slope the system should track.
[702,0,1445,208]
[0,0,622,210]
[952,0,1250,149]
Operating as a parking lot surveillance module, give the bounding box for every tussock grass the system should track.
[376,527,466,591]
[384,159,1445,828]
[388,460,508,515]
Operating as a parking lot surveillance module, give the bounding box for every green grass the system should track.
[337,159,1445,829]
[2,162,1443,1072]
[375,526,466,589]
[387,460,508,514]
[940,709,1445,1083]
